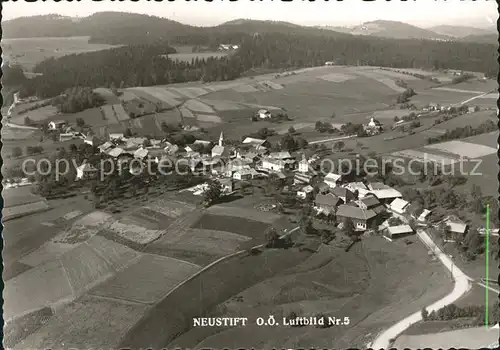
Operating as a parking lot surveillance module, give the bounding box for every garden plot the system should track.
[101,105,119,124]
[4,259,73,321]
[196,114,222,123]
[14,295,148,350]
[424,140,497,159]
[198,99,245,111]
[166,228,251,256]
[146,199,195,218]
[232,84,259,93]
[3,201,50,221]
[179,106,196,119]
[207,205,280,224]
[85,235,140,271]
[319,73,355,83]
[18,241,75,267]
[112,104,130,121]
[53,211,113,244]
[192,214,270,239]
[107,220,164,245]
[352,70,405,92]
[90,254,200,304]
[170,87,206,99]
[133,87,181,107]
[185,99,215,113]
[60,242,116,295]
[390,149,459,166]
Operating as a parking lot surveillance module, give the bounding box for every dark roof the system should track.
[332,186,354,198]
[361,195,380,208]
[336,205,376,221]
[315,193,341,207]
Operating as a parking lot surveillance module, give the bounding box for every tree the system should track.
[265,227,280,248]
[331,112,336,119]
[421,308,429,321]
[124,128,133,137]
[12,147,23,158]
[76,117,85,128]
[288,126,296,135]
[333,141,345,151]
[342,218,355,237]
[69,143,78,153]
[143,139,152,147]
[394,116,400,122]
[203,180,222,207]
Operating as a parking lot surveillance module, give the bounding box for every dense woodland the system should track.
[17,29,498,99]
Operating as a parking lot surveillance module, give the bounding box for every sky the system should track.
[3,0,497,28]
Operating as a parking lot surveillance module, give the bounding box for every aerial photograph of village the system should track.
[1,0,499,349]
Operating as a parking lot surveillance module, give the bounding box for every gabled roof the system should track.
[345,182,368,191]
[387,225,413,235]
[332,186,354,198]
[212,145,228,156]
[107,147,124,158]
[269,151,293,159]
[361,195,380,208]
[367,182,389,191]
[443,215,467,233]
[242,137,266,145]
[315,193,341,207]
[325,173,341,182]
[390,198,410,212]
[134,148,149,159]
[77,162,97,172]
[194,139,211,145]
[369,188,402,199]
[336,205,376,221]
[418,209,431,221]
[263,158,285,166]
[300,185,314,193]
[50,120,66,125]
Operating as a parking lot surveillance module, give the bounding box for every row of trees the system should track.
[422,303,499,326]
[51,86,105,113]
[427,119,496,144]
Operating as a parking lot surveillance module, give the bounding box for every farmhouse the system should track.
[332,186,355,203]
[236,151,261,163]
[324,172,342,188]
[294,172,314,185]
[336,205,377,231]
[107,147,125,158]
[316,182,330,194]
[367,188,403,203]
[109,133,124,141]
[257,109,272,119]
[389,198,410,214]
[297,185,314,200]
[134,148,149,160]
[344,182,368,197]
[75,161,98,181]
[262,158,285,172]
[242,137,268,148]
[417,209,431,223]
[233,169,253,181]
[314,193,341,214]
[164,144,181,155]
[98,142,114,153]
[386,225,414,239]
[356,195,385,215]
[48,120,67,130]
[442,215,468,236]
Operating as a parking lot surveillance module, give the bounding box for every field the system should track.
[2,36,119,72]
[151,235,452,349]
[3,200,51,221]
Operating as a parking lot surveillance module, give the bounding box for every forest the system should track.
[16,29,498,99]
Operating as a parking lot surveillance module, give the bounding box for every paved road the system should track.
[370,229,472,349]
[308,134,356,145]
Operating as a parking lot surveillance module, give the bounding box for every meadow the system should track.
[3,36,119,71]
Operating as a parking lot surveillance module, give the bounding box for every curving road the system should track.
[370,229,472,349]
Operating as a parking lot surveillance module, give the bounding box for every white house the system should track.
[242,137,267,148]
[48,120,67,130]
[233,169,253,181]
[258,109,272,119]
[298,155,309,173]
[324,173,342,188]
[364,117,383,135]
[262,158,285,172]
[389,198,410,214]
[417,209,431,223]
[297,185,314,200]
[107,147,125,158]
[98,141,114,153]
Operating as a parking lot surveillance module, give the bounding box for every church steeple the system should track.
[218,131,224,147]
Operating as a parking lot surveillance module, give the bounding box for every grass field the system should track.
[9,105,59,124]
[206,205,280,224]
[161,235,451,349]
[13,295,148,350]
[3,200,51,221]
[3,36,119,71]
[90,254,200,304]
[192,213,271,240]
